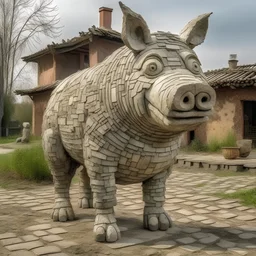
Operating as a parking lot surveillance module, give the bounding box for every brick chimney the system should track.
[228,54,238,69]
[99,7,113,29]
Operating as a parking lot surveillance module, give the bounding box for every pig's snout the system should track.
[172,83,216,112]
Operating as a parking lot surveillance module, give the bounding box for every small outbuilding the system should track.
[184,55,256,146]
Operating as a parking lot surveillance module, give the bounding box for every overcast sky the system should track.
[36,0,256,71]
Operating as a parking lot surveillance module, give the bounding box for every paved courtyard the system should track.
[0,167,256,256]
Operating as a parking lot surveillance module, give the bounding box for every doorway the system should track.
[243,101,256,146]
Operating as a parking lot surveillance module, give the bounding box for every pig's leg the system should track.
[142,169,172,231]
[43,129,77,222]
[78,166,93,208]
[85,159,120,242]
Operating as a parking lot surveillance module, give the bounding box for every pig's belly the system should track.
[115,157,174,185]
[61,135,175,184]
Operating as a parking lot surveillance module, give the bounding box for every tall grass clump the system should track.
[207,137,222,152]
[10,145,51,181]
[221,130,237,147]
[208,130,237,152]
[185,130,237,153]
[0,154,13,173]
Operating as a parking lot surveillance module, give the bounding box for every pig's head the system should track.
[114,2,216,135]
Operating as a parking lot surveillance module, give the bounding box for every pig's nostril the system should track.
[173,92,195,111]
[201,96,208,103]
[183,96,189,103]
[196,92,213,111]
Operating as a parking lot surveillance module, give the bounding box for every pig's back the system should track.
[43,46,128,163]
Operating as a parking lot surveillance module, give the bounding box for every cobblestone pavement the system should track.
[0,168,256,256]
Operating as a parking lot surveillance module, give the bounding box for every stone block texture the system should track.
[42,1,215,242]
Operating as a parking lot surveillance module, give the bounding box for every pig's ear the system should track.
[180,12,212,49]
[119,1,152,53]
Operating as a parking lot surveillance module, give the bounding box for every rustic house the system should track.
[16,10,256,146]
[16,7,123,136]
[183,54,256,146]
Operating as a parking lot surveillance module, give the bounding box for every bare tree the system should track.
[0,0,61,131]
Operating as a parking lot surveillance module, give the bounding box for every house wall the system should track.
[55,53,81,80]
[38,54,55,86]
[195,87,256,143]
[89,37,123,67]
[32,91,52,136]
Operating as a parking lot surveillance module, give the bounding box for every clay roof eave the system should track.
[22,27,122,63]
[22,36,91,63]
[15,80,61,96]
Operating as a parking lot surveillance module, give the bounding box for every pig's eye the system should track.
[187,58,201,74]
[143,58,163,77]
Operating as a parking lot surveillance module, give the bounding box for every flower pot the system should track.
[236,139,252,158]
[222,147,240,159]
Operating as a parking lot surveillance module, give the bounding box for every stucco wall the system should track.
[55,53,81,80]
[89,37,123,67]
[38,54,55,86]
[196,87,256,143]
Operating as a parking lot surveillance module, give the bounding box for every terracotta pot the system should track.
[236,139,252,158]
[222,147,240,159]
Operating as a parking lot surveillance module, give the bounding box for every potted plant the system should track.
[222,146,240,159]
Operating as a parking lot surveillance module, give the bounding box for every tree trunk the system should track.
[0,65,3,136]
[0,79,3,137]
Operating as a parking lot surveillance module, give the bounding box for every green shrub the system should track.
[189,138,208,152]
[0,145,51,181]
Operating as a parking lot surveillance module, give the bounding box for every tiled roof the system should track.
[205,64,256,88]
[80,25,122,42]
[22,26,122,62]
[15,81,61,96]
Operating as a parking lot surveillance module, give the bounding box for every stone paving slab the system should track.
[0,168,256,255]
[177,152,256,172]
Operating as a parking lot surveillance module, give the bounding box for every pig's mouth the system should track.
[168,110,212,119]
[146,101,212,126]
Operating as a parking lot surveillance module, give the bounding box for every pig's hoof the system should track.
[144,207,172,231]
[52,201,75,222]
[78,197,93,209]
[94,214,121,242]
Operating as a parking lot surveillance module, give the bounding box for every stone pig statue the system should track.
[42,2,216,243]
[16,122,31,143]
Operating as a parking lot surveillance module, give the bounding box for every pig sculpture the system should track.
[42,2,216,242]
